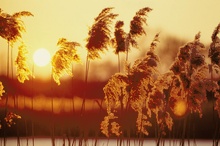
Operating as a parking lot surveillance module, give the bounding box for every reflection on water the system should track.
[1,95,103,113]
[1,138,212,146]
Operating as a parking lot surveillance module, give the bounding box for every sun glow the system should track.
[173,100,187,117]
[33,48,51,67]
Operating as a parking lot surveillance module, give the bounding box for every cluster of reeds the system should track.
[0,5,220,146]
[101,21,220,145]
[0,8,34,146]
[0,8,33,137]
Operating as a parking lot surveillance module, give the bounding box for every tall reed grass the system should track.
[0,6,220,146]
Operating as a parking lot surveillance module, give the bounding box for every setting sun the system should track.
[0,0,220,144]
[173,100,188,117]
[33,48,51,67]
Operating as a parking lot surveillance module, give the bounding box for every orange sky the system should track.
[1,0,220,80]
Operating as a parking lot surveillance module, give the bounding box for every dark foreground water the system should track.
[0,138,214,146]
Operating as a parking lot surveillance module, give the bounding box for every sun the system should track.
[33,48,51,67]
[173,100,188,117]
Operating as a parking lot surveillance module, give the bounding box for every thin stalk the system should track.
[93,99,103,146]
[187,114,191,146]
[31,103,34,146]
[7,40,10,78]
[156,121,161,146]
[171,123,176,146]
[155,119,158,145]
[31,64,35,146]
[210,64,220,146]
[23,95,29,146]
[125,34,129,62]
[71,64,75,114]
[25,119,29,146]
[11,44,13,78]
[126,50,129,62]
[16,120,20,146]
[125,47,129,62]
[11,43,21,146]
[3,40,10,146]
[213,111,220,146]
[210,64,217,146]
[180,116,187,146]
[118,53,120,72]
[50,70,55,146]
[81,53,90,115]
[16,96,20,146]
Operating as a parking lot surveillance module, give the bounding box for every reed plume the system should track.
[127,34,160,135]
[0,8,33,43]
[113,21,126,54]
[168,32,210,117]
[209,23,220,66]
[0,82,5,98]
[208,23,220,117]
[0,8,33,79]
[0,10,32,144]
[86,7,118,60]
[4,112,21,128]
[0,82,21,128]
[0,81,4,128]
[52,38,81,85]
[101,33,160,137]
[15,43,33,83]
[82,7,118,116]
[127,7,152,50]
[101,73,128,137]
[112,21,126,72]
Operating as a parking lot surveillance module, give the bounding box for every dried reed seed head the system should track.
[100,110,120,137]
[94,7,115,21]
[211,23,220,42]
[190,55,205,69]
[149,33,160,52]
[209,23,220,66]
[4,112,21,127]
[170,60,181,75]
[177,44,191,62]
[114,20,126,54]
[148,90,165,109]
[12,11,33,18]
[52,38,81,85]
[86,7,118,60]
[115,20,124,28]
[110,122,121,136]
[0,10,33,43]
[103,73,128,109]
[100,116,111,137]
[103,47,160,136]
[0,82,5,97]
[15,43,32,83]
[215,99,220,118]
[127,7,152,49]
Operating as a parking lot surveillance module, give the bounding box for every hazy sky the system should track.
[0,0,220,80]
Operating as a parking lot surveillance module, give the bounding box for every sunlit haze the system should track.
[173,100,188,117]
[0,0,219,142]
[1,0,220,80]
